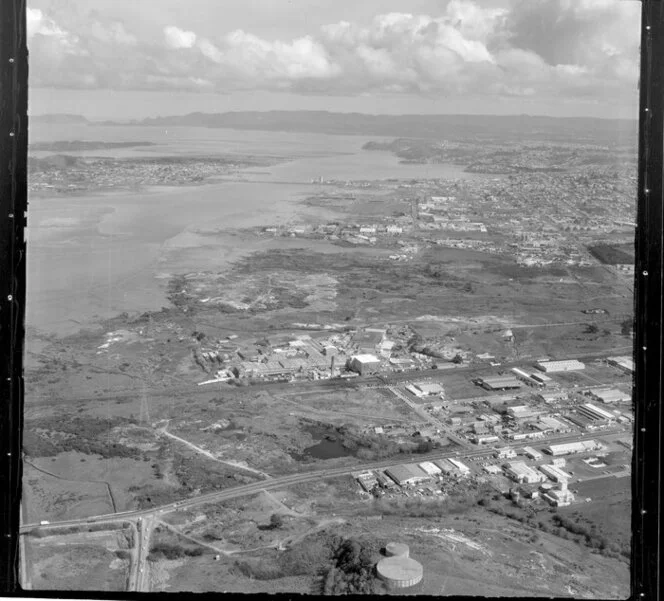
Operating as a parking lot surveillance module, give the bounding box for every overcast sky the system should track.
[27,0,641,120]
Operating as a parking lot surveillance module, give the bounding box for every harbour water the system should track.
[27,125,487,337]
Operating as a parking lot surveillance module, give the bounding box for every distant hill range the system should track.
[30,114,90,125]
[34,111,637,143]
[30,140,156,152]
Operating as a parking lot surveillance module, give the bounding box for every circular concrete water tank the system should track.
[385,542,410,558]
[376,556,423,589]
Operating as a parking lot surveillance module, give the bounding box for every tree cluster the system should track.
[322,539,382,595]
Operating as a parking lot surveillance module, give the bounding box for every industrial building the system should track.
[417,461,442,476]
[530,372,552,385]
[565,413,594,430]
[478,375,521,391]
[504,461,546,484]
[448,458,471,475]
[354,471,379,492]
[536,415,571,433]
[508,431,544,441]
[406,381,445,397]
[586,387,630,404]
[471,420,488,434]
[523,446,543,460]
[508,405,543,419]
[384,464,430,486]
[349,354,381,375]
[511,367,543,386]
[607,356,634,374]
[374,471,396,489]
[542,480,575,506]
[433,458,460,475]
[545,440,599,456]
[577,402,616,423]
[351,330,384,352]
[539,464,572,482]
[536,359,585,373]
[539,391,565,403]
[376,555,424,590]
[495,447,517,459]
[473,434,500,445]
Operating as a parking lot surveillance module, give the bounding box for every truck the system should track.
[39,520,50,525]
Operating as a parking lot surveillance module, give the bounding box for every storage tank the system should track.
[385,542,410,558]
[376,556,423,589]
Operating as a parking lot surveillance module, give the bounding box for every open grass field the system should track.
[31,452,158,513]
[560,476,631,559]
[23,461,114,522]
[150,553,313,594]
[28,530,131,592]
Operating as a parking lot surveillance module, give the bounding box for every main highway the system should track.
[20,427,624,533]
[20,425,627,592]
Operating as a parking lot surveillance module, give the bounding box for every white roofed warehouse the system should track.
[536,359,585,373]
[587,387,630,404]
[545,440,599,456]
[418,461,442,476]
[607,356,634,374]
[448,458,471,475]
[504,461,545,484]
[523,446,543,460]
[539,464,572,482]
[577,403,617,422]
[433,458,458,474]
[412,382,445,396]
[384,463,430,486]
[477,375,521,391]
[349,354,381,375]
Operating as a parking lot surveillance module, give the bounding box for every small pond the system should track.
[290,425,355,461]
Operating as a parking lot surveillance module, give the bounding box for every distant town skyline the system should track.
[27,0,641,120]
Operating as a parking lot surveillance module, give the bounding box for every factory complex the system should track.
[536,359,586,373]
[353,428,620,510]
[545,440,602,456]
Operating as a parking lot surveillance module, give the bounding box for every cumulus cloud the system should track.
[27,7,82,56]
[27,0,640,107]
[27,7,65,38]
[90,21,137,46]
[164,26,197,49]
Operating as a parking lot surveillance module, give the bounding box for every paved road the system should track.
[386,385,472,449]
[19,505,31,591]
[134,516,155,592]
[20,427,627,592]
[21,428,624,534]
